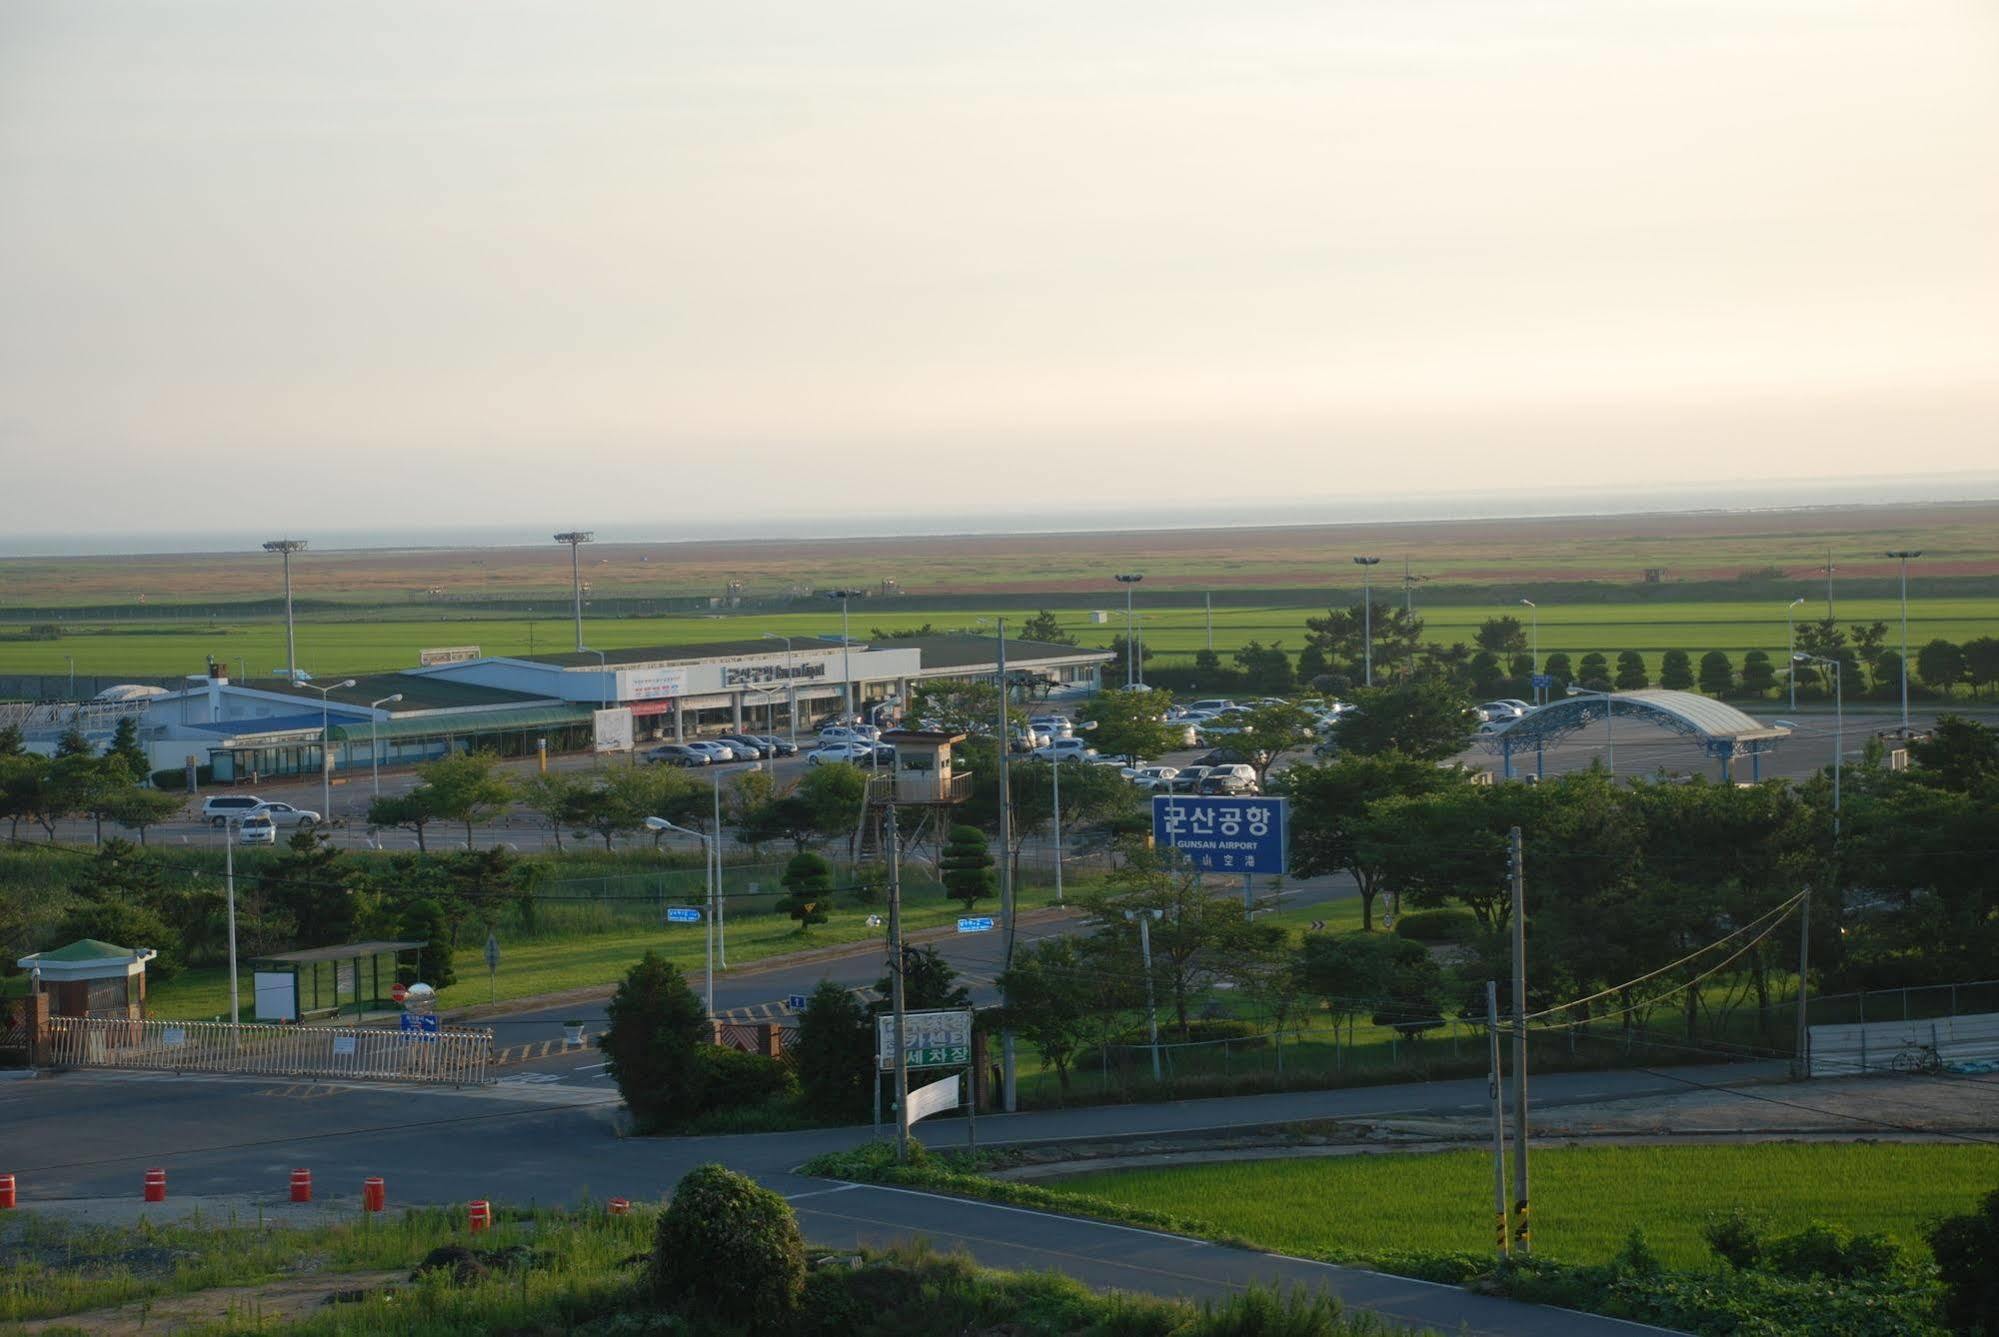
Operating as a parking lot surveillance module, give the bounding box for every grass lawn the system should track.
[143,880,1067,1021]
[1046,1143,1999,1269]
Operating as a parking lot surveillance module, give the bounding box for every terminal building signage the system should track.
[418,645,481,666]
[723,662,829,687]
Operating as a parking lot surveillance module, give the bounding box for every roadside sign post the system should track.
[665,906,701,924]
[1150,795,1289,877]
[956,916,994,934]
[483,933,500,1005]
[786,994,808,1012]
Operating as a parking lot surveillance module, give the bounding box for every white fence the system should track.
[1806,1011,1999,1077]
[45,1016,493,1086]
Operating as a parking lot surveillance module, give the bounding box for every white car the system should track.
[201,794,267,827]
[685,741,738,763]
[1188,698,1237,713]
[1476,701,1529,723]
[250,801,321,828]
[817,726,872,747]
[1032,738,1099,762]
[237,813,277,845]
[1029,716,1074,739]
[1128,765,1179,791]
[806,742,873,766]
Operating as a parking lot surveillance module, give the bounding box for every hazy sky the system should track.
[3,0,1995,541]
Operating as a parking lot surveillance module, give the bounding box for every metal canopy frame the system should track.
[1479,689,1791,780]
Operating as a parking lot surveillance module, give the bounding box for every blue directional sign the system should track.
[1151,795,1288,875]
[419,1014,439,1034]
[787,994,809,1011]
[665,906,702,924]
[956,916,995,933]
[1531,674,1554,689]
[398,1012,416,1032]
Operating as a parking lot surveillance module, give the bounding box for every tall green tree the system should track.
[876,944,971,1012]
[1333,680,1473,761]
[1276,753,1476,931]
[106,717,149,780]
[1907,716,1999,795]
[367,788,444,852]
[1659,649,1695,691]
[1916,639,1966,696]
[1233,702,1320,786]
[599,951,710,1131]
[1474,616,1528,655]
[995,937,1095,1098]
[1614,651,1649,690]
[1739,649,1776,696]
[1577,652,1611,691]
[408,751,516,848]
[257,828,358,947]
[1296,932,1396,1066]
[793,978,873,1118]
[1231,640,1294,694]
[1541,652,1574,688]
[1697,651,1734,697]
[396,898,456,988]
[778,852,834,931]
[1019,610,1075,645]
[939,825,996,911]
[1082,687,1182,762]
[1085,852,1264,1038]
[1962,636,1999,699]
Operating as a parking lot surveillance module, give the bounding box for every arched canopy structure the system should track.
[1480,689,1791,779]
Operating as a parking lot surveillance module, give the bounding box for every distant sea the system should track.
[6,473,1996,558]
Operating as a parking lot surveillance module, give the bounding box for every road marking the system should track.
[783,1183,863,1201]
[825,1181,1209,1245]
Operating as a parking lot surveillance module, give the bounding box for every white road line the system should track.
[783,1183,864,1201]
[829,1181,1210,1245]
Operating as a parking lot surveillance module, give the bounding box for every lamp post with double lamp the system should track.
[1353,557,1381,686]
[1793,653,1844,835]
[1113,574,1144,688]
[369,694,403,796]
[1518,600,1538,702]
[1885,550,1922,737]
[1563,684,1616,776]
[1786,598,1806,712]
[222,815,245,1025]
[1123,907,1163,1082]
[553,532,594,652]
[301,679,356,820]
[262,539,307,684]
[646,816,715,1016]
[824,590,865,724]
[760,633,797,747]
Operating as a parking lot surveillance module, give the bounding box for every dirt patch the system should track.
[14,1269,405,1334]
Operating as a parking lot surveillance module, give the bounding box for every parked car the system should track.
[685,741,738,763]
[1477,700,1528,723]
[867,742,896,766]
[202,794,266,827]
[806,742,873,766]
[1192,747,1255,768]
[1127,765,1179,791]
[717,735,767,760]
[1029,716,1074,739]
[237,812,277,845]
[1031,738,1099,762]
[749,734,798,757]
[250,801,321,828]
[1165,766,1214,793]
[1189,699,1237,713]
[1196,764,1259,795]
[817,726,871,747]
[646,744,709,767]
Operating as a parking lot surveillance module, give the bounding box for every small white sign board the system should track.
[253,971,296,1022]
[906,1072,961,1124]
[331,1034,357,1056]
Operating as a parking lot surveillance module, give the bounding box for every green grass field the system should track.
[1046,1144,1999,1268]
[7,598,1998,682]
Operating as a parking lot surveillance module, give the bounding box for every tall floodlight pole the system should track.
[369,693,403,795]
[1885,551,1921,736]
[1794,654,1844,835]
[1353,557,1381,687]
[1114,574,1144,688]
[1519,600,1538,701]
[303,679,356,819]
[825,589,865,723]
[1822,548,1836,622]
[262,540,307,683]
[1787,598,1805,712]
[1402,559,1426,678]
[761,633,797,746]
[554,532,594,652]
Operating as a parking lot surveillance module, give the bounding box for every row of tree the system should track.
[0,721,183,843]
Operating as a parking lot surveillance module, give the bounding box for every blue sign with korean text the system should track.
[1531,674,1553,689]
[666,906,702,924]
[398,1012,416,1032]
[956,916,994,933]
[1151,795,1288,875]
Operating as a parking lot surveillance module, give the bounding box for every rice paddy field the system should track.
[1044,1143,1999,1269]
[6,598,1999,683]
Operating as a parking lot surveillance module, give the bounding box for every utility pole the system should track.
[1354,556,1381,687]
[712,772,727,967]
[1115,573,1144,687]
[224,822,241,1027]
[1486,981,1511,1258]
[1050,753,1063,906]
[1204,592,1213,652]
[1822,547,1836,623]
[1509,826,1530,1255]
[1125,908,1163,1082]
[554,531,593,652]
[887,804,910,1162]
[1792,889,1812,1079]
[1886,550,1921,736]
[995,619,1018,1111]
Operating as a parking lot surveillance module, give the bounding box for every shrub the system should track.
[1927,1186,1999,1335]
[795,979,874,1120]
[698,1045,794,1110]
[1761,1221,1903,1281]
[1392,909,1478,943]
[600,952,709,1131]
[1702,1208,1762,1270]
[148,765,214,792]
[651,1164,804,1326]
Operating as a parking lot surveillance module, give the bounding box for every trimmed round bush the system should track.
[651,1163,805,1324]
[1392,909,1479,944]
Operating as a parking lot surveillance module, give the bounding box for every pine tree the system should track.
[778,851,833,931]
[1698,651,1736,697]
[1659,649,1695,691]
[1614,651,1649,690]
[1739,649,1776,696]
[939,825,996,911]
[600,951,710,1131]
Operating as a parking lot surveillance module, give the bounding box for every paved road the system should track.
[3,1059,1779,1333]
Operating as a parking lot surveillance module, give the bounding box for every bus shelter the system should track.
[250,941,424,1022]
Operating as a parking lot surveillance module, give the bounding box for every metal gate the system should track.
[44,1016,493,1086]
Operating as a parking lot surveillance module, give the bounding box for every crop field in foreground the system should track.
[1045,1143,1999,1268]
[5,598,1998,681]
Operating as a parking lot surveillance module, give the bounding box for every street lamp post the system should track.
[554,532,594,652]
[302,679,356,820]
[977,614,1019,1110]
[1113,574,1144,688]
[646,815,715,1015]
[578,646,609,708]
[1123,908,1163,1082]
[1794,653,1844,834]
[824,590,865,723]
[369,693,403,796]
[761,633,797,747]
[1886,551,1922,736]
[223,816,243,1025]
[1519,600,1538,703]
[1564,684,1616,775]
[1353,557,1381,687]
[262,539,307,683]
[1787,598,1806,712]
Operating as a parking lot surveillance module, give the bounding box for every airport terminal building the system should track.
[96,634,1110,781]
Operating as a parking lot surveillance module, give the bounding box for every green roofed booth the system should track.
[249,941,425,1021]
[16,939,157,1019]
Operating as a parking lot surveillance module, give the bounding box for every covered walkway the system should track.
[1481,688,1791,780]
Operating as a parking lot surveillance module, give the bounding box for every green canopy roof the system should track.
[327,703,593,743]
[32,938,137,962]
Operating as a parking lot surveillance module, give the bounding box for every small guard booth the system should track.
[249,941,424,1022]
[877,730,971,805]
[15,939,156,1019]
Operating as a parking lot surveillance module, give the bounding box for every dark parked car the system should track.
[717,735,767,760]
[750,734,799,757]
[1165,766,1214,794]
[1192,747,1256,768]
[646,744,709,767]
